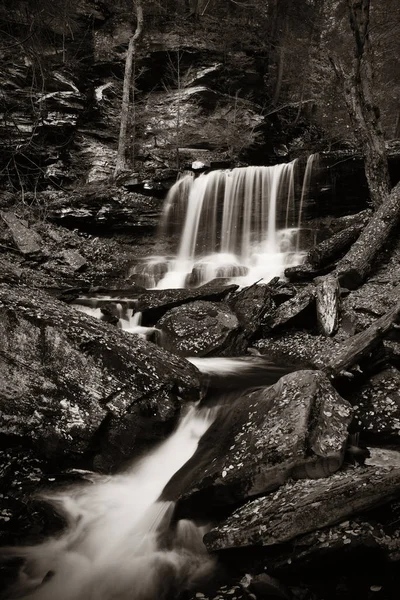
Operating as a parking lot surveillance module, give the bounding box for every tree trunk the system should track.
[272,11,288,106]
[114,0,143,179]
[322,300,400,378]
[330,0,391,209]
[307,223,366,268]
[315,275,340,337]
[335,181,400,289]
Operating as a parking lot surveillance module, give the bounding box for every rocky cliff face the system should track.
[0,1,305,195]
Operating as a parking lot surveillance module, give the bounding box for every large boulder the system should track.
[135,284,238,326]
[162,370,352,516]
[204,465,400,551]
[0,284,200,470]
[156,300,240,357]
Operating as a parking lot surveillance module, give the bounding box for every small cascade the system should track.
[133,159,319,289]
[72,298,157,339]
[121,310,159,339]
[4,406,217,600]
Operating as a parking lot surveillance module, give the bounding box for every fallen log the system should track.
[308,223,365,269]
[315,275,340,336]
[322,300,400,378]
[284,263,333,282]
[325,209,371,234]
[334,181,400,289]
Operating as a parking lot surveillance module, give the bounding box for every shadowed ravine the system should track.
[2,403,217,600]
[1,357,296,600]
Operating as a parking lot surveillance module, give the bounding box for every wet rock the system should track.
[0,284,200,469]
[136,285,238,326]
[204,465,400,551]
[350,367,400,443]
[157,300,240,357]
[1,212,42,255]
[164,370,352,516]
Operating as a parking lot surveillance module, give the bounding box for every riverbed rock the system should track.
[0,284,200,469]
[137,285,238,326]
[229,283,274,338]
[157,300,240,357]
[163,370,352,516]
[204,465,400,551]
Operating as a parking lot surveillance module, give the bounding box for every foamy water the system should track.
[130,160,319,289]
[3,406,216,600]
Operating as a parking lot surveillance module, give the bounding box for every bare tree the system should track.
[114,0,144,178]
[330,0,390,208]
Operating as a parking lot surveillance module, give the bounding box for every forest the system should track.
[0,1,400,600]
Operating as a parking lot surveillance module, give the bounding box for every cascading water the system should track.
[3,406,217,600]
[133,159,318,289]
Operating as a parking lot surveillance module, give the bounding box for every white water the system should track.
[132,159,319,289]
[73,301,157,339]
[4,406,216,600]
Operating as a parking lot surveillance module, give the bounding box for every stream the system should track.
[3,356,294,600]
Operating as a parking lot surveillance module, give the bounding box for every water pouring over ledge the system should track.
[133,157,319,289]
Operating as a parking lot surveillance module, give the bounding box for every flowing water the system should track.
[132,158,319,289]
[1,159,319,598]
[2,355,297,600]
[3,406,217,600]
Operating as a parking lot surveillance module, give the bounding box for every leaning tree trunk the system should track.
[335,181,400,289]
[331,0,391,209]
[114,0,144,179]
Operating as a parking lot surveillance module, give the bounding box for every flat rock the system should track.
[157,300,240,357]
[204,466,400,551]
[163,370,352,516]
[1,211,42,255]
[0,284,200,469]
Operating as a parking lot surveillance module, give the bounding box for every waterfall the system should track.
[3,406,217,600]
[134,159,318,289]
